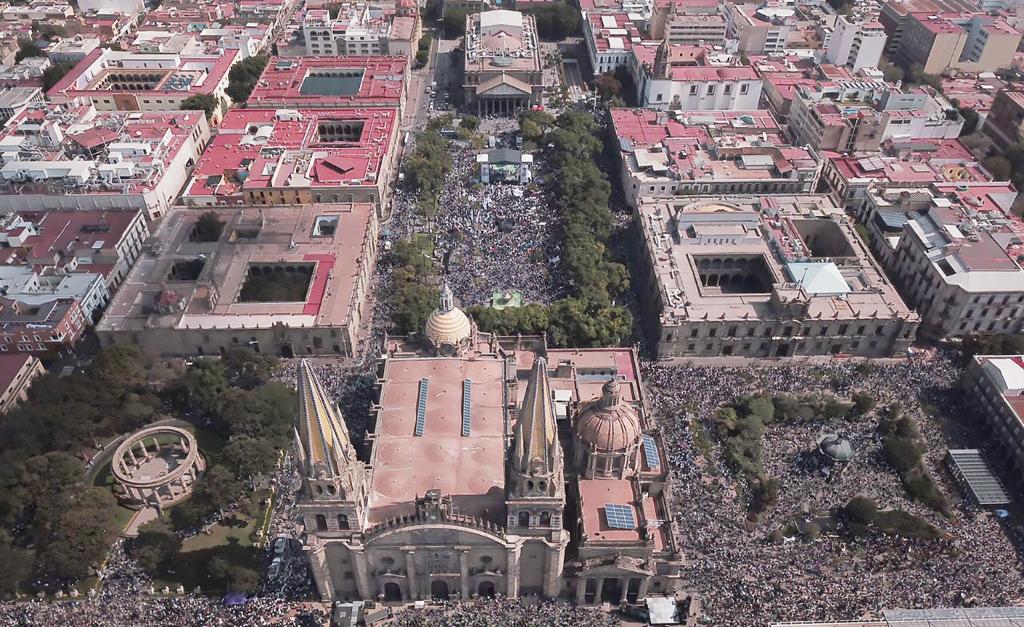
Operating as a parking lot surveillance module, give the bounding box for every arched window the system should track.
[337,514,349,530]
[315,514,328,531]
[518,511,530,527]
[540,511,552,527]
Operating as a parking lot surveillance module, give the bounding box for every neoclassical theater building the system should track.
[294,284,685,605]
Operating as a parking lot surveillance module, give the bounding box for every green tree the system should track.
[42,62,75,91]
[15,39,44,62]
[593,72,622,101]
[223,435,278,479]
[193,211,225,242]
[852,391,876,415]
[879,60,904,83]
[222,348,276,389]
[181,94,219,121]
[459,115,480,131]
[91,344,147,389]
[392,283,439,334]
[883,437,921,473]
[957,106,979,135]
[34,488,119,586]
[526,3,581,39]
[0,537,32,596]
[164,358,229,418]
[983,156,1012,181]
[442,10,468,37]
[225,55,269,103]
[518,110,554,143]
[129,523,182,575]
[226,565,261,592]
[191,464,244,518]
[35,24,66,41]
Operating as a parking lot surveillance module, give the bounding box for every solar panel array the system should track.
[462,379,472,437]
[415,378,429,436]
[604,503,636,530]
[642,434,661,469]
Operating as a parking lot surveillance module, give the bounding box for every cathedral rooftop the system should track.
[368,354,508,525]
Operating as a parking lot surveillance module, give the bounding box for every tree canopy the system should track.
[225,55,269,103]
[181,94,219,122]
[42,62,75,91]
[15,39,44,62]
[524,3,581,40]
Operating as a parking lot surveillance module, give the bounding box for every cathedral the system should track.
[293,284,684,605]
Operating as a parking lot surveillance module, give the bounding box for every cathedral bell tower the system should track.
[506,356,566,534]
[294,359,367,535]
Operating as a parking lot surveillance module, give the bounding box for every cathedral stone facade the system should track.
[294,286,685,605]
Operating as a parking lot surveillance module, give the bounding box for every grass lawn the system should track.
[182,515,257,552]
[112,504,138,533]
[154,514,262,593]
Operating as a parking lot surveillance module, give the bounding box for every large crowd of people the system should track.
[392,596,615,627]
[644,350,1024,624]
[0,540,327,626]
[388,129,564,309]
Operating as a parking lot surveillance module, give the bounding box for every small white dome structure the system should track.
[424,281,474,355]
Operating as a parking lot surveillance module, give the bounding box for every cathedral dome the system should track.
[575,379,642,453]
[425,282,473,349]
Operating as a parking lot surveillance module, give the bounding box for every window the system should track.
[740,83,749,95]
[337,514,349,530]
[724,84,732,95]
[315,514,328,531]
[689,85,698,95]
[707,85,716,95]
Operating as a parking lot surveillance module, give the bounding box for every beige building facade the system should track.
[635,195,919,359]
[0,353,44,414]
[97,204,379,358]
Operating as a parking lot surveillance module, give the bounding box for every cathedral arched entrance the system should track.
[601,578,622,604]
[478,581,495,597]
[383,582,401,602]
[430,580,449,600]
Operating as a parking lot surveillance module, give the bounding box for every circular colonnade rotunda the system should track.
[111,425,206,511]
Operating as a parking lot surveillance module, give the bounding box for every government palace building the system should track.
[293,284,685,605]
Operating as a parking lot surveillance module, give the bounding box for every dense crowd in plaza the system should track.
[388,129,564,309]
[392,596,616,627]
[644,351,1024,624]
[0,541,327,626]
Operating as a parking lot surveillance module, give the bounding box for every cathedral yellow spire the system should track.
[296,358,355,478]
[513,356,561,477]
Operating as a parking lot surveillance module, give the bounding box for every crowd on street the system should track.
[644,350,1024,624]
[0,541,327,626]
[392,597,615,627]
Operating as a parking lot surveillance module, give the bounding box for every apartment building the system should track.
[859,182,1024,338]
[0,104,210,220]
[612,108,820,208]
[825,15,887,72]
[982,89,1024,151]
[899,13,1021,75]
[629,42,762,110]
[789,80,963,153]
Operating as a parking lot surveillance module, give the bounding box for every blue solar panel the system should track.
[604,503,636,530]
[643,434,661,469]
[461,379,472,437]
[415,378,429,436]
